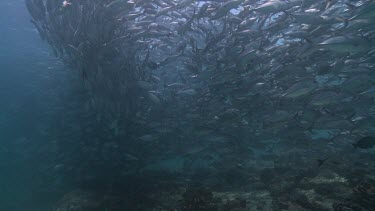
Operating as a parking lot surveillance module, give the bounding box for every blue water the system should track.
[0,1,75,210]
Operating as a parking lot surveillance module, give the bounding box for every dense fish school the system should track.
[24,0,375,210]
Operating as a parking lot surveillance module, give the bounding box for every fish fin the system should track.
[345,3,357,12]
[317,158,328,167]
[303,36,313,44]
[334,16,348,27]
[325,0,336,10]
[280,32,287,39]
[346,112,356,122]
[298,45,317,58]
[283,10,290,18]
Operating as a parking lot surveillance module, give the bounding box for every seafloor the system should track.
[53,158,375,211]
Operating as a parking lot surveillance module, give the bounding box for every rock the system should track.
[180,186,217,211]
[214,190,273,211]
[352,179,375,209]
[54,190,125,211]
[332,202,363,211]
[54,190,104,211]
